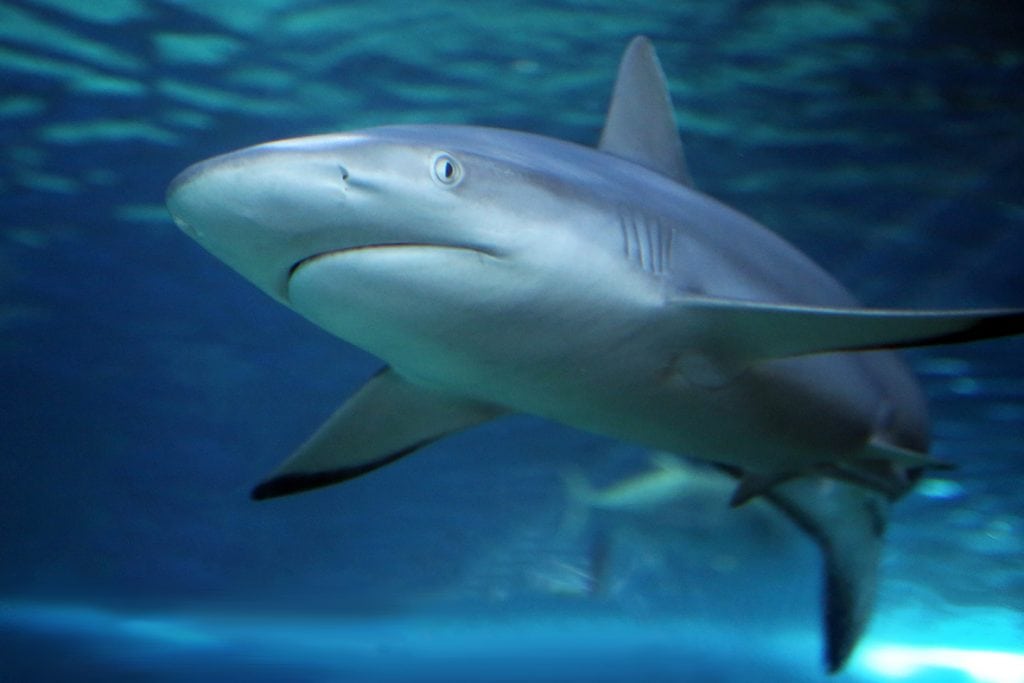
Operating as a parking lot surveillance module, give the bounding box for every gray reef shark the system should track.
[166,36,1024,672]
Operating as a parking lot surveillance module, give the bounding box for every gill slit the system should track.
[619,205,672,276]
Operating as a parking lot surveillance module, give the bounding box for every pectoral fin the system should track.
[672,296,1024,360]
[251,367,505,500]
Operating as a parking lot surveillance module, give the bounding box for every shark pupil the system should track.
[432,154,461,186]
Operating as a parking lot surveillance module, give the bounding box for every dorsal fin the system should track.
[599,36,693,187]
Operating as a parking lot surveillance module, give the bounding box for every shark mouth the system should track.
[288,242,500,280]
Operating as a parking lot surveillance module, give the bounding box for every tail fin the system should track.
[761,476,890,672]
[559,467,595,537]
[557,469,610,597]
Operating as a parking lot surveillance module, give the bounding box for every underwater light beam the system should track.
[864,643,1024,683]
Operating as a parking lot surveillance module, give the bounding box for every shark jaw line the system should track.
[287,242,502,282]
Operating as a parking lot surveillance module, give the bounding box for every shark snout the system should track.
[166,159,206,208]
[166,187,201,240]
[166,141,369,304]
[166,155,226,241]
[166,144,282,247]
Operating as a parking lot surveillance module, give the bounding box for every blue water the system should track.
[2,2,1023,681]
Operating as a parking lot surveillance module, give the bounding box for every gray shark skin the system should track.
[166,37,1024,672]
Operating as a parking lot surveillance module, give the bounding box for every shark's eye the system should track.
[431,153,462,187]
